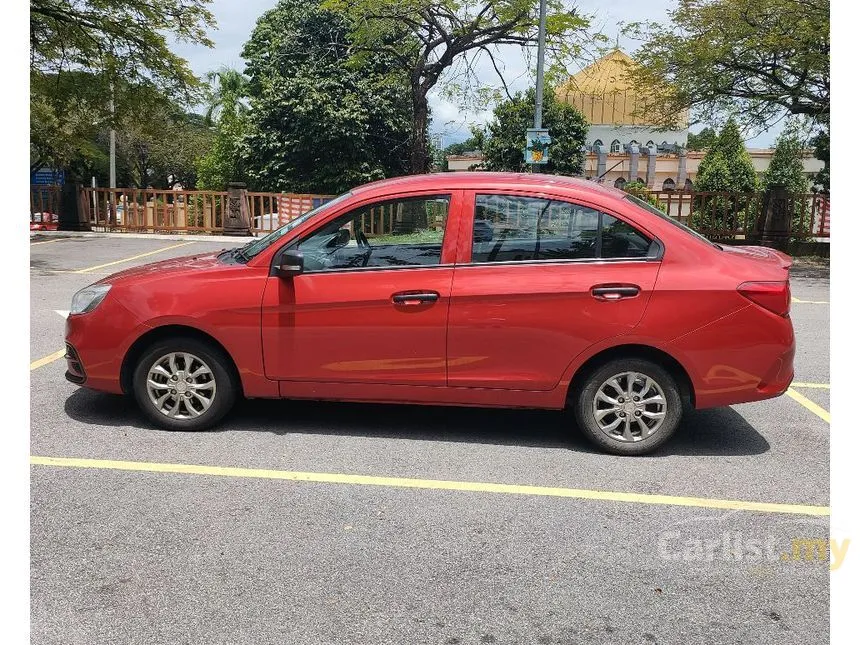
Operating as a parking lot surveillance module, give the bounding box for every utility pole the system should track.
[524,0,551,168]
[109,82,117,226]
[109,89,116,189]
[533,0,548,130]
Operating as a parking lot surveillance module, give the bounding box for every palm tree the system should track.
[203,67,249,126]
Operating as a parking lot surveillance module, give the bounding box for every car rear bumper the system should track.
[668,305,796,410]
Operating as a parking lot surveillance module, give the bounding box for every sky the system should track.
[170,0,781,148]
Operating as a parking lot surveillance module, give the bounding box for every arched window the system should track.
[628,140,639,149]
[646,140,655,149]
[662,178,676,191]
[684,178,694,191]
[610,139,622,153]
[614,177,627,189]
[592,139,603,153]
[635,177,645,185]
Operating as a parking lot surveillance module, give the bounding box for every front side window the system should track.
[294,195,450,272]
[472,194,659,263]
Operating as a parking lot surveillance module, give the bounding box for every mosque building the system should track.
[447,49,823,190]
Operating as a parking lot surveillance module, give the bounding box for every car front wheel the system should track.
[132,337,237,431]
[574,358,683,456]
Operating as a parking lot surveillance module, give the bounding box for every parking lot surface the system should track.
[30,234,831,644]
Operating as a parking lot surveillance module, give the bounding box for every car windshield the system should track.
[622,194,721,249]
[237,192,353,260]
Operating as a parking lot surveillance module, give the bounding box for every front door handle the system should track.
[591,284,641,300]
[392,291,440,306]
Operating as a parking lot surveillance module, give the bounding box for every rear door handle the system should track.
[591,285,641,300]
[392,291,440,306]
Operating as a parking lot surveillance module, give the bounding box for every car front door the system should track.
[446,190,662,391]
[261,190,462,387]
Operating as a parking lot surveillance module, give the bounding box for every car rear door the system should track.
[446,190,661,391]
[261,190,464,387]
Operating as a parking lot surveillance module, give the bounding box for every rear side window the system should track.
[601,213,658,258]
[471,194,658,263]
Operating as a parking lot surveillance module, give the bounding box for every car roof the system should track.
[351,172,626,201]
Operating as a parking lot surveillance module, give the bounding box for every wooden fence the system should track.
[30,185,830,242]
[649,190,830,240]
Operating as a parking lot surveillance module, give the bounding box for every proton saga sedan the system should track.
[65,173,794,455]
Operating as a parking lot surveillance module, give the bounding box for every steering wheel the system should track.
[355,229,372,267]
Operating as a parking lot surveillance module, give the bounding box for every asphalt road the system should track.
[30,234,831,645]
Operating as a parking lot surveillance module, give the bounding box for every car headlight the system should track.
[70,284,112,315]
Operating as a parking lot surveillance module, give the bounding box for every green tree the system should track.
[204,67,250,125]
[694,119,757,193]
[195,67,250,190]
[31,0,213,97]
[483,86,588,175]
[762,120,814,237]
[623,180,665,211]
[323,0,597,173]
[30,0,215,178]
[115,109,213,188]
[763,122,807,193]
[691,119,758,235]
[237,0,412,193]
[686,127,716,151]
[627,0,829,131]
[810,122,829,191]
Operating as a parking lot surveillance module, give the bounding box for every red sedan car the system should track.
[65,173,794,455]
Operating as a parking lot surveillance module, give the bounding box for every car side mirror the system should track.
[276,249,304,278]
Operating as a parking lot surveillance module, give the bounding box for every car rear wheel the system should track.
[132,337,237,431]
[574,358,683,455]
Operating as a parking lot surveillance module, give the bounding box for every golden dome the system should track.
[556,49,687,128]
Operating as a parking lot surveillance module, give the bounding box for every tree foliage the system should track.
[686,127,716,151]
[323,0,597,173]
[627,0,829,131]
[763,120,807,193]
[31,0,214,98]
[691,119,758,235]
[30,0,216,179]
[237,0,413,194]
[195,69,251,190]
[482,86,587,175]
[694,119,757,193]
[810,121,829,191]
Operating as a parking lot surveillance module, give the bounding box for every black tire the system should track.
[573,358,683,456]
[132,336,238,431]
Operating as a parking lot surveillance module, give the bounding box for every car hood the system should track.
[97,251,227,284]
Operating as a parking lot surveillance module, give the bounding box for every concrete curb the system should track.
[29,230,256,243]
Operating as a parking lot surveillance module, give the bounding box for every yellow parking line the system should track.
[785,387,830,424]
[30,238,67,246]
[30,349,66,371]
[73,241,196,273]
[791,297,829,304]
[791,382,830,389]
[30,456,830,517]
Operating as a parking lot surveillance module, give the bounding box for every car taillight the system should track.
[737,281,791,316]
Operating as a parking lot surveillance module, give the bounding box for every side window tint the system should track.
[601,213,655,258]
[296,195,450,271]
[472,195,599,263]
